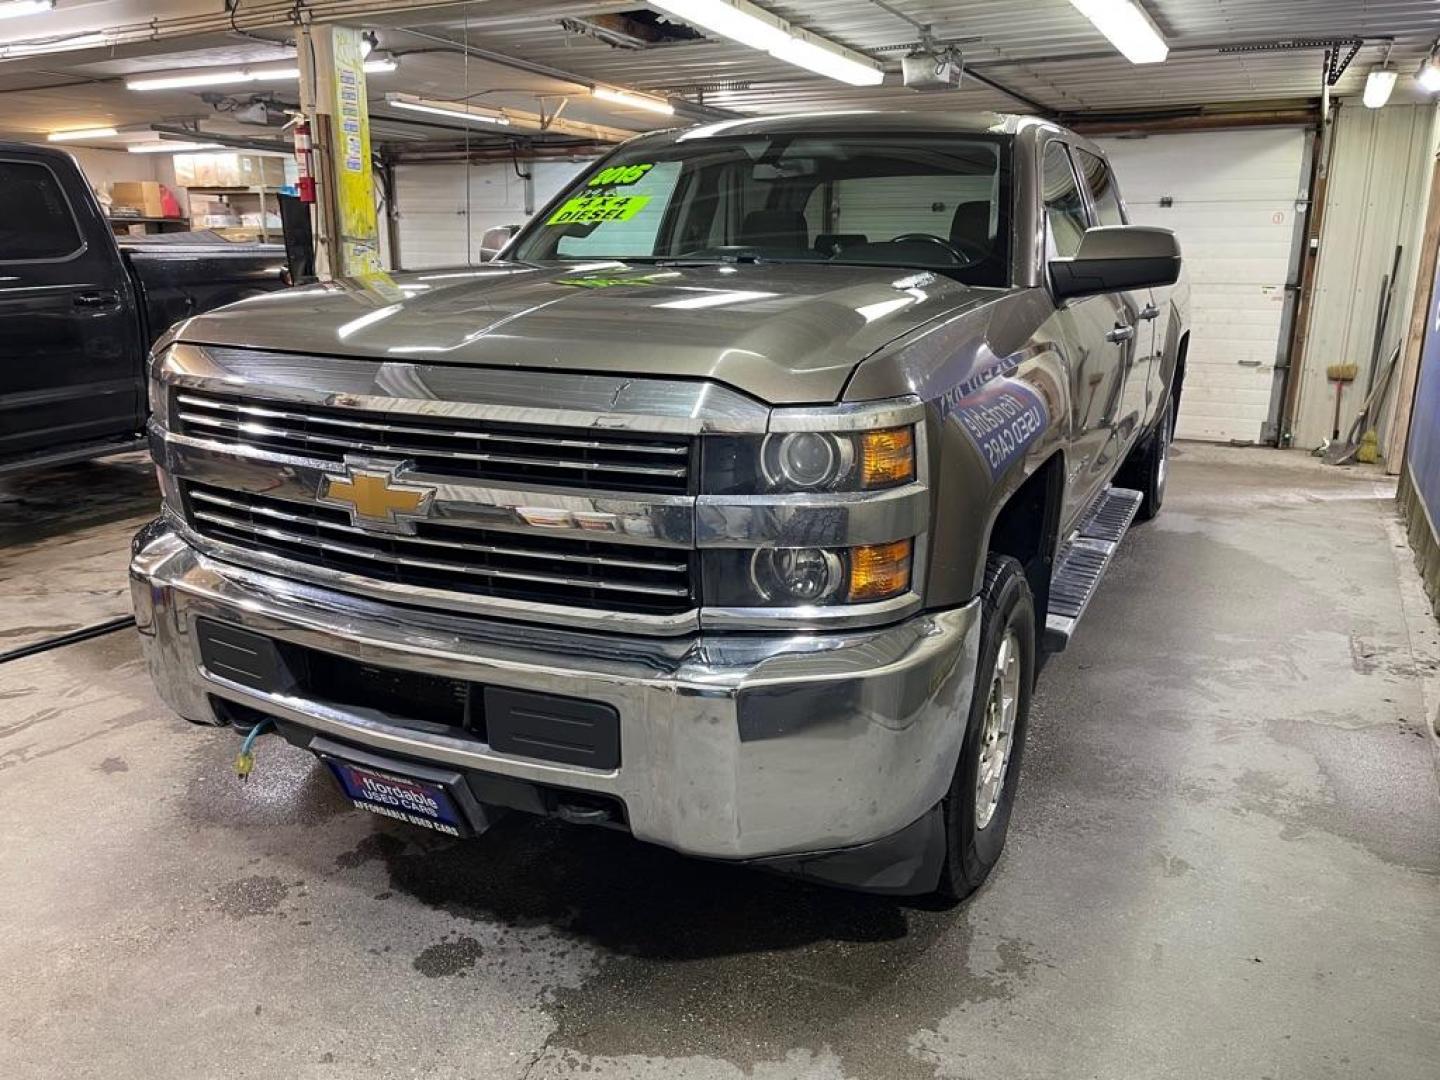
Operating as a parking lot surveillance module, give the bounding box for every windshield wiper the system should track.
[657,250,768,266]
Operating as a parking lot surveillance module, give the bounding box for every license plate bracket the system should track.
[313,737,486,838]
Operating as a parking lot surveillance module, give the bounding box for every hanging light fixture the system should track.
[1417,42,1440,93]
[1363,67,1398,108]
[1067,0,1169,65]
[648,1,884,86]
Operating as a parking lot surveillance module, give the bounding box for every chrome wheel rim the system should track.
[975,628,1021,829]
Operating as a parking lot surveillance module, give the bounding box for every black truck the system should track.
[0,142,289,474]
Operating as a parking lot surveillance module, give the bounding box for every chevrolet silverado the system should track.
[130,113,1188,898]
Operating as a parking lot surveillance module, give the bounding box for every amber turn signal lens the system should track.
[859,427,915,488]
[848,539,912,602]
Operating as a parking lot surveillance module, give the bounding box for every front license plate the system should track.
[324,758,470,837]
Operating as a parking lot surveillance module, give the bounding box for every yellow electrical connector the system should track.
[235,750,255,781]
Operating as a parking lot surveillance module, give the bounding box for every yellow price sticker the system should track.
[547,194,651,225]
[587,163,654,187]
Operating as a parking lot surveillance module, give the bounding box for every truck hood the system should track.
[173,261,999,404]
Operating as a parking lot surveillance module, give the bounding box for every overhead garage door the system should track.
[394,159,591,269]
[1096,129,1309,443]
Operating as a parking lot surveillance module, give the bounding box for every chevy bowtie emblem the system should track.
[319,462,435,533]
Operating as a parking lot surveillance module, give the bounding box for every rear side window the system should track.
[0,159,84,262]
[1075,149,1126,228]
[1042,144,1089,259]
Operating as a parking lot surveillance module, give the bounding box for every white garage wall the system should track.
[392,157,593,269]
[63,146,160,197]
[1097,128,1309,444]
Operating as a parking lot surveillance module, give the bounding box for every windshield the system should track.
[511,132,1013,286]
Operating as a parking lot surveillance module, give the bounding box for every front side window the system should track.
[1075,148,1126,228]
[0,160,83,262]
[512,133,1013,286]
[1042,143,1089,259]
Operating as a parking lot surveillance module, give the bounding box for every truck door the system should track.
[0,152,145,466]
[1041,142,1132,523]
[1075,147,1153,445]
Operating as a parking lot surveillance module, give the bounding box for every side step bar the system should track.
[1044,486,1143,652]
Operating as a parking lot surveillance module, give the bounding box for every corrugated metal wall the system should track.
[1292,104,1440,450]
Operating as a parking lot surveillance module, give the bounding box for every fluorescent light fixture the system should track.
[650,0,883,86]
[1363,68,1398,108]
[652,0,788,52]
[0,0,54,19]
[1068,0,1168,64]
[47,127,118,142]
[772,34,884,86]
[127,141,224,154]
[127,58,396,91]
[1418,54,1440,93]
[591,86,674,115]
[385,93,511,127]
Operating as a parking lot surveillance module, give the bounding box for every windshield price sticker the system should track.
[548,193,651,225]
[587,163,654,187]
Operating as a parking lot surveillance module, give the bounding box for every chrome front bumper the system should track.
[130,521,981,862]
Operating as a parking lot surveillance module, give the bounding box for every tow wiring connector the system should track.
[234,717,274,782]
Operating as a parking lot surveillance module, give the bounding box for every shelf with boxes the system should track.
[175,152,292,243]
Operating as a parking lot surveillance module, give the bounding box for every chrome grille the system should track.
[182,483,695,616]
[173,389,693,495]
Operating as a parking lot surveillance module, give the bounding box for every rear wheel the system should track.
[933,555,1035,902]
[1126,397,1172,522]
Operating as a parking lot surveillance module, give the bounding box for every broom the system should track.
[1327,362,1358,441]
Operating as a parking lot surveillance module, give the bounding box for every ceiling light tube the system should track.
[128,58,396,91]
[650,0,883,86]
[1363,68,1398,108]
[385,93,511,127]
[591,86,675,115]
[651,0,789,53]
[1068,0,1168,64]
[0,0,54,19]
[47,127,118,142]
[772,33,884,86]
[127,141,225,154]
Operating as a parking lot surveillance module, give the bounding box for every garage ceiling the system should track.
[0,1,1435,149]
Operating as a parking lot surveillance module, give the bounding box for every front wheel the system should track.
[933,555,1036,902]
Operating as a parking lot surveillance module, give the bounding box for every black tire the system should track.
[1127,396,1173,522]
[933,555,1036,902]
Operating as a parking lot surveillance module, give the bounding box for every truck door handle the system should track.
[1137,303,1160,321]
[1105,324,1135,344]
[73,290,119,308]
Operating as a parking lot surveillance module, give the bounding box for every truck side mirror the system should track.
[479,224,519,262]
[1050,225,1181,300]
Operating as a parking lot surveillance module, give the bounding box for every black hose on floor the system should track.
[0,615,136,666]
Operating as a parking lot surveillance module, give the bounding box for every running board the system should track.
[1044,486,1143,652]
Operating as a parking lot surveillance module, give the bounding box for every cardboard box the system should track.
[110,180,166,219]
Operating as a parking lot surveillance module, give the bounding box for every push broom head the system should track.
[1327,363,1359,382]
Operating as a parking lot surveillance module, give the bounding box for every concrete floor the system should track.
[2,444,1438,1080]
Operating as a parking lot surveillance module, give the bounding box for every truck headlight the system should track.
[703,540,913,607]
[704,426,915,494]
[751,547,845,602]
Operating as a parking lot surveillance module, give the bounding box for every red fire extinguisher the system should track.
[293,121,315,204]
